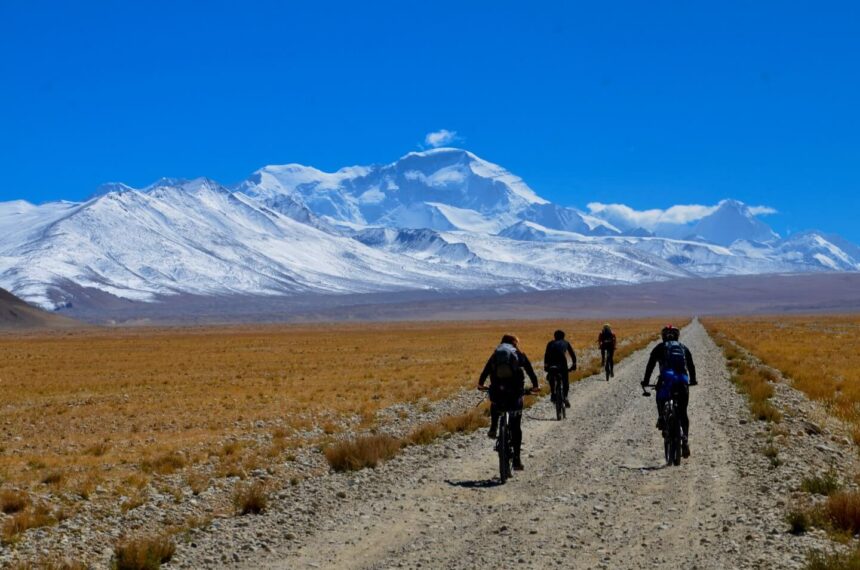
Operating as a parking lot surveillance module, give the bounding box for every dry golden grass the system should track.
[324,434,404,472]
[439,407,490,435]
[826,491,860,535]
[0,489,29,514]
[232,481,268,515]
[2,503,59,544]
[703,315,860,425]
[705,325,783,423]
[112,534,176,570]
[805,548,860,570]
[407,422,446,445]
[8,558,87,570]
[0,317,670,532]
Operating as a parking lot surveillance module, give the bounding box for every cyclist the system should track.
[478,334,539,471]
[641,325,697,457]
[544,330,577,407]
[598,323,617,379]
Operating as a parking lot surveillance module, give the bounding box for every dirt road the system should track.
[206,320,833,570]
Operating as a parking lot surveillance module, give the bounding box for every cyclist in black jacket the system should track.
[478,334,539,471]
[641,325,697,457]
[544,330,577,407]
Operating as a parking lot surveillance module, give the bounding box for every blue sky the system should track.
[2,1,859,240]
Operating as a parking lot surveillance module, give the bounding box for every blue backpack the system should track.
[658,341,689,398]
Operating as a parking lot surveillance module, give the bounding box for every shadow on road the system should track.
[618,464,668,471]
[444,478,503,489]
[524,413,562,422]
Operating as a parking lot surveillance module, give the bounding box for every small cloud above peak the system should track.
[424,129,460,148]
[748,205,778,216]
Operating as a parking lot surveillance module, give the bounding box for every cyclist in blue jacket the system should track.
[641,325,697,457]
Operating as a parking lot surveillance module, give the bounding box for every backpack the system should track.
[492,343,520,382]
[662,341,688,375]
[600,331,616,349]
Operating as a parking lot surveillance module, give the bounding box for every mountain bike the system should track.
[546,365,566,420]
[642,383,684,466]
[603,348,614,381]
[479,386,538,483]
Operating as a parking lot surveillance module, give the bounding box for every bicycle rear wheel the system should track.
[668,406,682,466]
[554,377,564,420]
[498,416,510,483]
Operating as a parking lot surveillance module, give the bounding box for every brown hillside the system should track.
[0,288,80,330]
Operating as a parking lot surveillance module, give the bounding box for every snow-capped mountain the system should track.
[1,148,858,312]
[239,149,619,235]
[687,200,780,246]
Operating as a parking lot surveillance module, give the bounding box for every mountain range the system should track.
[2,148,857,313]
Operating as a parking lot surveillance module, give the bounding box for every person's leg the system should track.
[655,395,666,429]
[562,370,570,405]
[677,386,690,438]
[600,347,606,366]
[488,402,499,437]
[608,349,615,376]
[548,373,557,401]
[677,385,690,456]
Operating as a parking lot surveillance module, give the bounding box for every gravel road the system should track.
[187,319,840,570]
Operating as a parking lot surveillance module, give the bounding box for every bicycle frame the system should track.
[495,408,519,483]
[642,383,685,466]
[546,366,565,420]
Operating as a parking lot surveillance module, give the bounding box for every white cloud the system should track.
[424,129,459,148]
[587,200,776,231]
[749,205,778,215]
[586,202,716,230]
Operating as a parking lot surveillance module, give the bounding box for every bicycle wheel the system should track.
[668,405,682,466]
[554,377,564,421]
[661,403,673,465]
[498,416,509,484]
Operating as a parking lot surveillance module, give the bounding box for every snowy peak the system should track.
[237,148,555,233]
[690,200,779,246]
[2,148,859,313]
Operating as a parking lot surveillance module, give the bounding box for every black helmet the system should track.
[661,324,680,342]
[554,330,565,340]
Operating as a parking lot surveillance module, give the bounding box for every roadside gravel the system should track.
[173,320,853,569]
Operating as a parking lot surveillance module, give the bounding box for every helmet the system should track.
[661,325,680,342]
[603,323,611,330]
[554,329,565,340]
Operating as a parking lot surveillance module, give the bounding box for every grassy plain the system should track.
[704,314,860,568]
[703,315,860,429]
[0,317,670,546]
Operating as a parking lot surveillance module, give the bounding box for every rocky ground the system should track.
[3,320,857,569]
[170,320,858,569]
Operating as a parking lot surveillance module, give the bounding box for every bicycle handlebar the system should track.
[477,385,540,395]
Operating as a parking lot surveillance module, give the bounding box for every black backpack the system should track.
[492,343,521,385]
[662,341,687,375]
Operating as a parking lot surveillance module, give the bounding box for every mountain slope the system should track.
[1,149,858,313]
[0,179,520,309]
[0,287,79,329]
[688,200,779,245]
[239,148,618,235]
